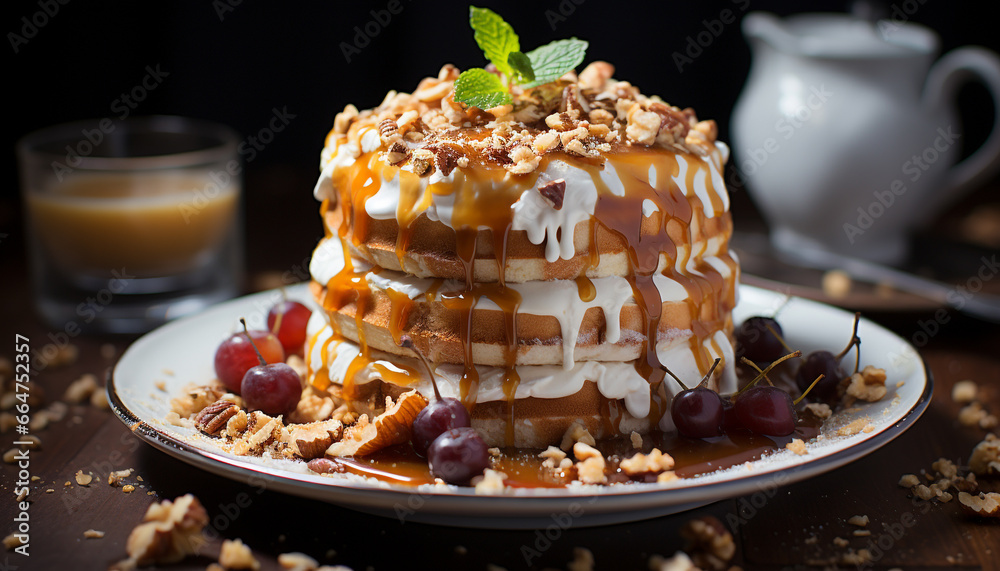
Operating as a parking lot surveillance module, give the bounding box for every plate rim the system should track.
[107,284,933,513]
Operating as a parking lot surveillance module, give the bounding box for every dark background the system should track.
[5,0,1000,277]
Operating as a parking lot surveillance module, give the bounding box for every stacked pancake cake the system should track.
[305,61,739,448]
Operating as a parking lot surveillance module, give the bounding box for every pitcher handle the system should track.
[923,47,1000,210]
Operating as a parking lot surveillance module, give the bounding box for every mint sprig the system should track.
[455,6,588,110]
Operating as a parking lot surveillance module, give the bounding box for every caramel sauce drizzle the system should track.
[314,143,736,442]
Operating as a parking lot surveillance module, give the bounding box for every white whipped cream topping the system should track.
[311,234,736,371]
[306,311,736,423]
[320,148,730,264]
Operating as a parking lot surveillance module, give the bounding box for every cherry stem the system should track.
[659,364,689,391]
[794,374,825,405]
[740,358,774,387]
[697,358,722,389]
[764,322,795,356]
[772,294,793,320]
[271,310,284,338]
[736,350,803,396]
[400,335,441,401]
[835,312,861,362]
[240,318,267,367]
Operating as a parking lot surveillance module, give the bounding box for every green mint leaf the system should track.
[454,68,512,109]
[523,38,588,88]
[469,6,519,76]
[507,51,535,84]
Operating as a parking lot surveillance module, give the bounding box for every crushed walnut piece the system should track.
[844,366,887,403]
[620,448,675,476]
[474,469,507,495]
[64,374,98,403]
[219,538,260,570]
[231,411,283,457]
[326,391,426,456]
[540,446,573,472]
[648,552,699,571]
[952,380,978,403]
[111,494,208,570]
[288,419,343,459]
[681,516,735,571]
[560,421,596,451]
[786,439,808,455]
[969,433,1000,476]
[169,384,224,419]
[108,468,133,487]
[804,402,833,419]
[959,491,1000,517]
[572,442,607,485]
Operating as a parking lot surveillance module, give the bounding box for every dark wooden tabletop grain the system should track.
[2,249,999,571]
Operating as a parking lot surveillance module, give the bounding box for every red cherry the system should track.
[734,386,796,436]
[241,362,302,417]
[267,300,312,357]
[214,329,284,393]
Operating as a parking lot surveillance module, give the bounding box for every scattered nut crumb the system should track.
[969,433,1000,476]
[64,374,98,403]
[84,529,105,539]
[75,470,93,486]
[898,474,920,488]
[122,484,136,493]
[219,538,260,570]
[572,442,607,484]
[560,421,596,450]
[620,448,675,476]
[958,491,1000,517]
[278,551,319,570]
[837,418,869,437]
[567,547,594,571]
[853,530,871,537]
[110,494,208,570]
[3,533,25,549]
[786,439,807,455]
[630,431,643,449]
[847,515,869,527]
[833,537,849,547]
[804,403,832,419]
[474,469,507,495]
[952,380,978,403]
[109,468,134,486]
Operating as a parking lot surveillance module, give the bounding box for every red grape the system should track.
[412,397,471,456]
[671,387,724,438]
[427,427,489,484]
[241,362,302,417]
[214,330,285,393]
[733,386,796,436]
[267,300,312,357]
[736,316,786,363]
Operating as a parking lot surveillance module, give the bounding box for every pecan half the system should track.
[194,400,238,436]
[538,179,566,210]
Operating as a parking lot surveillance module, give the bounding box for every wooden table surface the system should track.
[2,255,999,571]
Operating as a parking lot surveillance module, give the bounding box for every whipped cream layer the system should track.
[310,234,737,370]
[306,311,736,424]
[315,134,730,265]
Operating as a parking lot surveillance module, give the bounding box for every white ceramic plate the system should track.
[109,284,931,529]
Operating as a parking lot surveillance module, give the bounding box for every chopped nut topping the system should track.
[786,439,807,455]
[620,448,675,476]
[898,474,920,488]
[537,178,567,210]
[630,431,643,449]
[474,469,507,495]
[326,391,426,456]
[845,366,887,403]
[195,400,240,436]
[170,384,224,418]
[560,421,596,451]
[837,418,870,437]
[567,547,595,571]
[572,442,607,484]
[288,419,343,459]
[540,446,572,472]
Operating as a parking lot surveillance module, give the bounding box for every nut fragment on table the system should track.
[648,552,699,571]
[572,442,607,484]
[681,516,735,570]
[219,538,260,570]
[958,491,1000,517]
[84,529,105,539]
[278,551,320,570]
[952,380,978,403]
[969,433,1000,476]
[108,468,134,486]
[111,494,208,570]
[64,374,98,403]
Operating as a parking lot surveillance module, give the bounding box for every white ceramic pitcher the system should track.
[731,11,1000,265]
